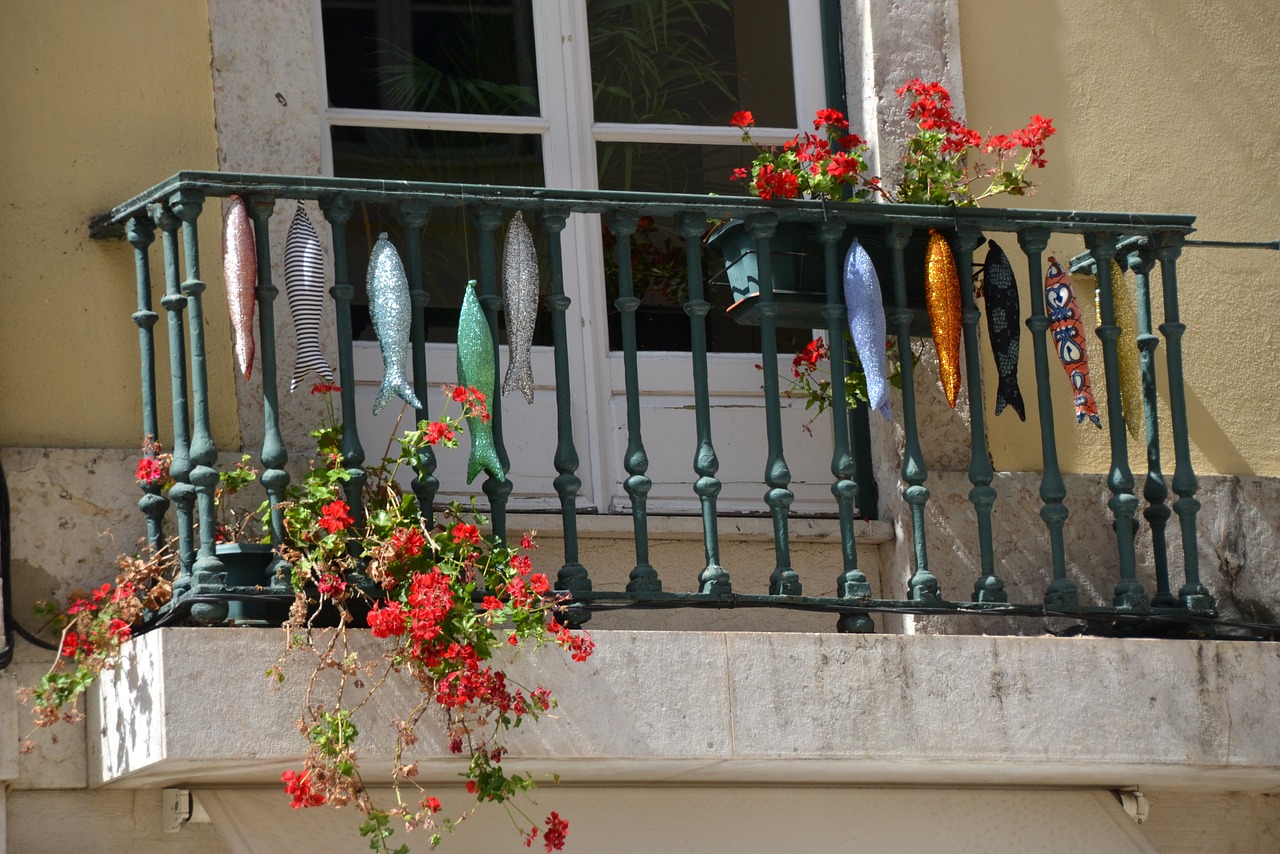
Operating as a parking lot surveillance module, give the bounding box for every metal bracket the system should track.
[1114,788,1149,824]
[162,788,212,833]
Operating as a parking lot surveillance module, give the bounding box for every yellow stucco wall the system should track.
[959,0,1279,477]
[0,1,236,450]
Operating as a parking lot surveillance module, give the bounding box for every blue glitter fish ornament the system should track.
[502,211,539,403]
[283,202,335,392]
[457,280,504,483]
[979,240,1026,420]
[842,239,892,420]
[366,233,423,415]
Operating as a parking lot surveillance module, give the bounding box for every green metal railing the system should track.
[95,171,1227,633]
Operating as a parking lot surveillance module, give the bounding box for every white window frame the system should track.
[310,0,834,513]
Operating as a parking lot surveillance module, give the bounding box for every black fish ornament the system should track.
[980,240,1025,420]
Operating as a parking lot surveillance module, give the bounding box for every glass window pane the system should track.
[588,0,795,127]
[322,0,539,117]
[332,126,550,345]
[598,141,812,354]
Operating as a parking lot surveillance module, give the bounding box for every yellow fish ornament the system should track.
[1086,260,1143,439]
[924,228,962,408]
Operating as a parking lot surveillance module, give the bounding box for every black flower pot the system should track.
[708,219,931,335]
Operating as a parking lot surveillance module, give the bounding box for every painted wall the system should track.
[958,0,1280,477]
[0,0,235,450]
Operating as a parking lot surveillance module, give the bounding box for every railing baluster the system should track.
[1128,247,1176,608]
[1018,228,1076,607]
[887,222,940,604]
[747,214,801,596]
[475,207,513,542]
[248,197,290,587]
[128,215,168,552]
[543,209,591,623]
[319,195,369,523]
[1154,233,1217,616]
[170,190,227,625]
[607,212,661,593]
[821,219,872,632]
[956,226,1006,604]
[152,204,196,587]
[675,212,729,595]
[398,199,438,529]
[1087,232,1147,612]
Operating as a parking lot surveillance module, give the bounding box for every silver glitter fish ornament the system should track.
[502,211,539,403]
[283,202,335,392]
[457,280,504,483]
[366,232,423,415]
[222,195,257,380]
[842,239,892,420]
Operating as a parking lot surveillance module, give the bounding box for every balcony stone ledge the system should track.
[91,628,1280,793]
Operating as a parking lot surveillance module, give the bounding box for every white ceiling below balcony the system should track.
[194,785,1160,854]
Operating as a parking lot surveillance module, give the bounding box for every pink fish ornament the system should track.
[222,195,257,380]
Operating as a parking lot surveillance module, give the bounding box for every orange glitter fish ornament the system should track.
[924,228,962,407]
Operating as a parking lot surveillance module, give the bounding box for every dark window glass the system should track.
[588,0,795,127]
[598,141,811,354]
[322,0,539,117]
[332,126,549,345]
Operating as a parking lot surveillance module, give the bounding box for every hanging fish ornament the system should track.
[842,239,892,420]
[283,202,336,392]
[1097,259,1143,440]
[980,240,1026,421]
[457,281,504,483]
[502,211,539,404]
[222,195,257,380]
[366,232,423,415]
[1044,257,1101,428]
[924,228,962,408]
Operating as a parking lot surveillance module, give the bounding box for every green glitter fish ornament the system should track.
[457,280,504,483]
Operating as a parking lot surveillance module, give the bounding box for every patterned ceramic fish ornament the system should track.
[842,239,892,420]
[366,232,423,415]
[222,195,257,380]
[502,211,539,404]
[924,228,962,408]
[457,280,504,483]
[1094,259,1143,439]
[283,202,335,392]
[1044,257,1101,428]
[980,240,1026,420]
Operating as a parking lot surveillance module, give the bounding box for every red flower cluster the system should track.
[318,499,353,534]
[451,522,482,546]
[424,420,455,445]
[310,383,342,395]
[135,456,167,485]
[548,619,595,663]
[317,573,347,598]
[732,108,869,202]
[281,769,326,809]
[367,600,407,638]
[450,384,491,424]
[792,337,828,378]
[390,526,426,560]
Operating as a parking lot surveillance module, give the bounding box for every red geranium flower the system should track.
[318,499,353,534]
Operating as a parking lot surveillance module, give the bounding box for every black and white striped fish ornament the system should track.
[283,202,335,392]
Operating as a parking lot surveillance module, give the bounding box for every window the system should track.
[316,0,840,513]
